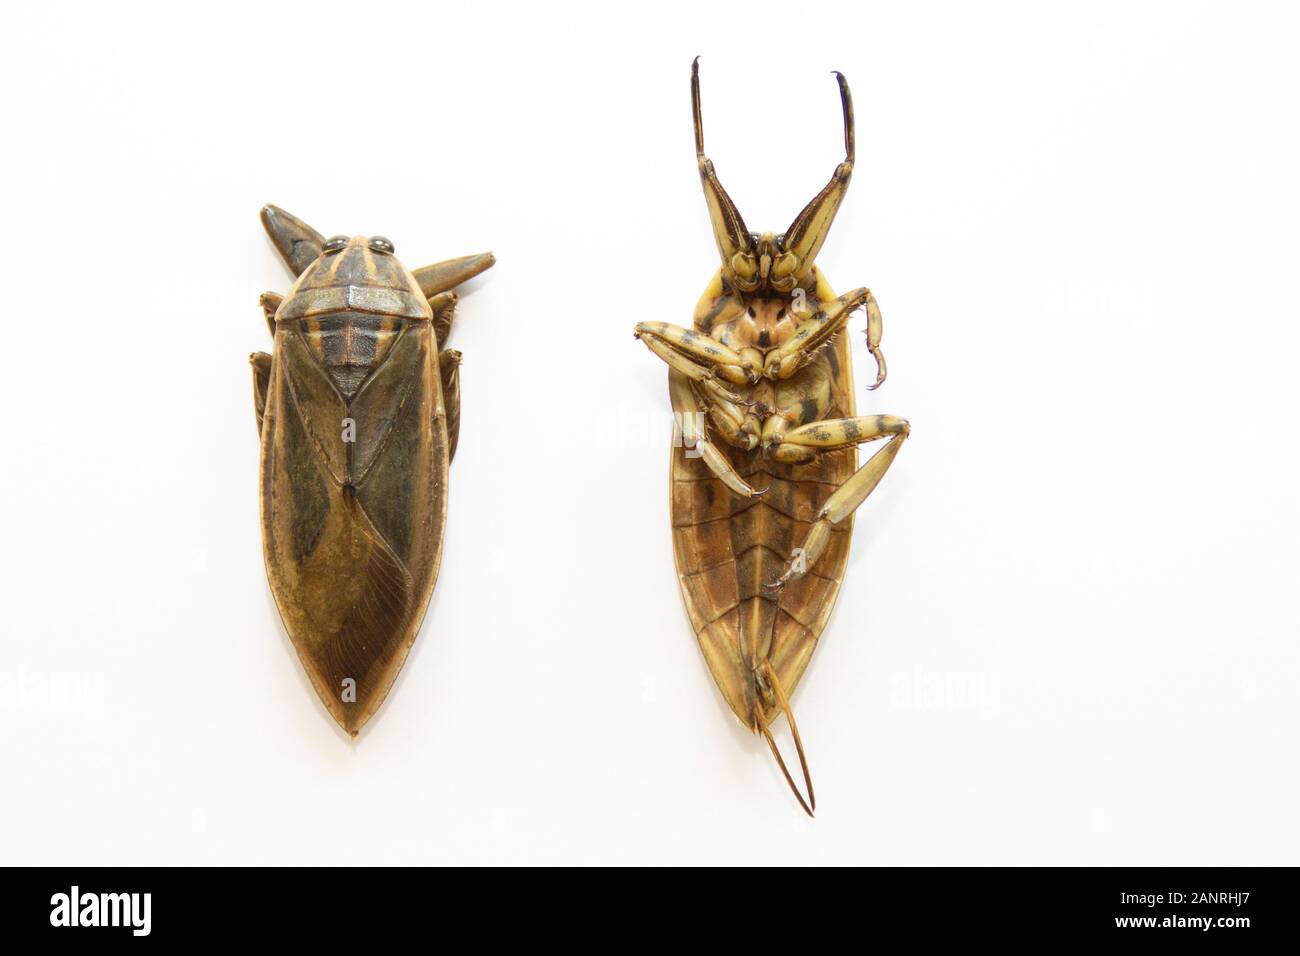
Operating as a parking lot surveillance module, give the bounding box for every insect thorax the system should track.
[707,291,808,356]
[294,310,406,399]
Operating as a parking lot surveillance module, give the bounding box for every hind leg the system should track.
[766,415,910,588]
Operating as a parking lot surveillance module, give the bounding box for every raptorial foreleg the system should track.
[764,287,884,387]
[636,320,758,385]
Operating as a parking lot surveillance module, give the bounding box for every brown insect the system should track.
[635,61,910,814]
[250,205,494,736]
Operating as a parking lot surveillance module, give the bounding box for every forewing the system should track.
[262,319,445,734]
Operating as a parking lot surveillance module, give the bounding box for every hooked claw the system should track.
[764,566,794,592]
[725,481,768,502]
[866,342,887,391]
[765,545,809,590]
[862,291,886,390]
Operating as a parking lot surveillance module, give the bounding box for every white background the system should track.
[3,1,1297,865]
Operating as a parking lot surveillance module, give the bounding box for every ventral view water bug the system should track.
[250,205,494,737]
[634,61,911,815]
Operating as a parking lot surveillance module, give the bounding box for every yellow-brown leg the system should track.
[670,371,764,498]
[690,378,762,452]
[638,328,753,407]
[439,349,461,463]
[636,321,758,385]
[259,292,282,336]
[249,351,272,435]
[429,291,457,348]
[765,287,884,388]
[767,414,910,588]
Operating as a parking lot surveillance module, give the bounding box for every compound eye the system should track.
[368,236,395,255]
[322,235,349,254]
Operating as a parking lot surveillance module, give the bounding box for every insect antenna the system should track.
[760,661,816,817]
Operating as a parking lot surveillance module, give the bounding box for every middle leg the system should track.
[670,371,764,498]
[438,349,462,463]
